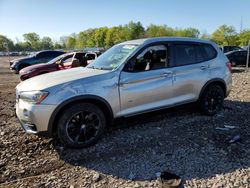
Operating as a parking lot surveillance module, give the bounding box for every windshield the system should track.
[46,54,67,64]
[87,44,138,70]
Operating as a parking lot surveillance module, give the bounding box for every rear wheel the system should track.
[57,103,106,148]
[200,85,224,116]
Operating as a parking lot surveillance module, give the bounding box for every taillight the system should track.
[226,61,232,73]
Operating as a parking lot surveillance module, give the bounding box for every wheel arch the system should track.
[47,95,114,137]
[199,78,227,100]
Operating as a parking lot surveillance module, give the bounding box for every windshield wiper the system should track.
[87,66,111,70]
[87,66,96,69]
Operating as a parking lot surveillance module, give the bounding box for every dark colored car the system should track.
[19,52,89,81]
[220,46,243,53]
[10,50,65,73]
[225,50,249,66]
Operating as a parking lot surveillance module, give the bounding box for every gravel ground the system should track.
[0,56,249,187]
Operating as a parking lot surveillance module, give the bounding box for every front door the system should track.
[119,44,174,116]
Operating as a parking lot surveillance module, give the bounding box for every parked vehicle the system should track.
[85,52,100,64]
[15,37,232,148]
[225,50,249,66]
[19,52,88,81]
[10,50,65,73]
[220,46,243,53]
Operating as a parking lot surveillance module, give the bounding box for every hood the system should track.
[16,67,109,91]
[19,63,49,75]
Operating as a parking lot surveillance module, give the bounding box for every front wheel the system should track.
[200,85,224,116]
[57,103,106,148]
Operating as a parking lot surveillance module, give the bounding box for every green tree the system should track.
[66,36,76,49]
[0,35,14,51]
[176,28,200,38]
[40,36,53,50]
[125,21,145,40]
[23,32,40,50]
[238,30,250,46]
[76,31,88,48]
[94,27,108,47]
[145,24,174,37]
[54,43,63,49]
[211,25,238,45]
[105,26,126,47]
[15,42,32,51]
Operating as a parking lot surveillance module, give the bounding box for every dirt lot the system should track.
[0,56,249,187]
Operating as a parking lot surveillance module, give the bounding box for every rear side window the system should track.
[173,43,217,66]
[36,52,46,58]
[47,51,64,57]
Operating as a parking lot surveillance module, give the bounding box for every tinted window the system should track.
[203,44,217,59]
[174,43,217,66]
[36,51,63,58]
[46,51,64,57]
[36,52,47,58]
[85,53,96,60]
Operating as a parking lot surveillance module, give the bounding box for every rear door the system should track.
[171,42,216,103]
[119,44,174,116]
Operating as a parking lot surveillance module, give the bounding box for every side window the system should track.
[47,51,58,57]
[62,54,74,64]
[36,52,46,58]
[173,43,217,66]
[85,53,96,60]
[129,45,168,72]
[174,44,198,66]
[203,44,217,60]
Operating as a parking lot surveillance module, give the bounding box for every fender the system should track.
[46,95,114,137]
[199,78,227,99]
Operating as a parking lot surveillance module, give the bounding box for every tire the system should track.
[57,103,106,148]
[200,85,224,116]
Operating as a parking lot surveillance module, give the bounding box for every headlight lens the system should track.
[19,91,49,104]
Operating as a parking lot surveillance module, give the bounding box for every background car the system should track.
[10,50,65,73]
[225,50,249,66]
[19,52,88,81]
[220,46,243,53]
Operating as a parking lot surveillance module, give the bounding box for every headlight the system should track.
[19,91,49,104]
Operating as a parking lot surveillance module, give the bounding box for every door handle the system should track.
[200,65,209,70]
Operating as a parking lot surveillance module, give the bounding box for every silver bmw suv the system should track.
[16,37,232,148]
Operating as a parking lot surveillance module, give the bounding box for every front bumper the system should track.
[16,100,57,137]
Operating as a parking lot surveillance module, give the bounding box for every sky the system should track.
[0,0,250,42]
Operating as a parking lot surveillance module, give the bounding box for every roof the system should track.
[120,37,214,46]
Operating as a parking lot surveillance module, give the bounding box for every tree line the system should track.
[1,21,250,52]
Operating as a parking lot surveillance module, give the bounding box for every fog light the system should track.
[23,109,29,117]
